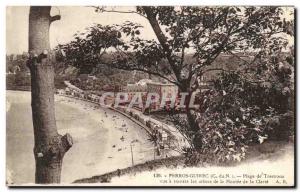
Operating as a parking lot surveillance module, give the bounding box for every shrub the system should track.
[172,50,294,165]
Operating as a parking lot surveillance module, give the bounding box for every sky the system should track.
[6,6,156,54]
[6,6,294,55]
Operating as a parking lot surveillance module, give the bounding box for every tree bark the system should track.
[28,6,72,184]
[142,7,182,82]
[181,86,202,150]
[142,7,202,150]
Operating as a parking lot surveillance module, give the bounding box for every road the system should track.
[6,90,155,184]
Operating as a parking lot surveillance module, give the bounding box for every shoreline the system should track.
[6,90,156,184]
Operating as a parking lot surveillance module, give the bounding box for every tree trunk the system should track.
[142,7,202,151]
[182,86,202,150]
[28,6,72,184]
[142,7,181,82]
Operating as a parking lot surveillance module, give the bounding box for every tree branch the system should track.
[96,59,180,87]
[119,66,180,86]
[50,15,61,23]
[142,6,182,83]
[90,6,148,19]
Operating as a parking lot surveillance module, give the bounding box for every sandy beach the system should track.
[6,90,155,184]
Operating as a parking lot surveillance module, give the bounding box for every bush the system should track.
[172,51,294,165]
[14,72,31,87]
[193,67,293,164]
[6,74,16,88]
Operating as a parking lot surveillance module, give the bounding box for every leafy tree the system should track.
[59,6,293,153]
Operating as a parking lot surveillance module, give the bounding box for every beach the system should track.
[6,90,155,184]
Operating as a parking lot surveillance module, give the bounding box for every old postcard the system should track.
[6,6,295,187]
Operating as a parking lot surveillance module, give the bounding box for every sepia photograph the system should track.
[5,5,295,187]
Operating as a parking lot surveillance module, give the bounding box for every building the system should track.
[122,79,179,112]
[146,82,178,111]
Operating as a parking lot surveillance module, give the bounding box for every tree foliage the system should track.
[59,6,292,89]
[58,6,294,163]
[175,47,294,165]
